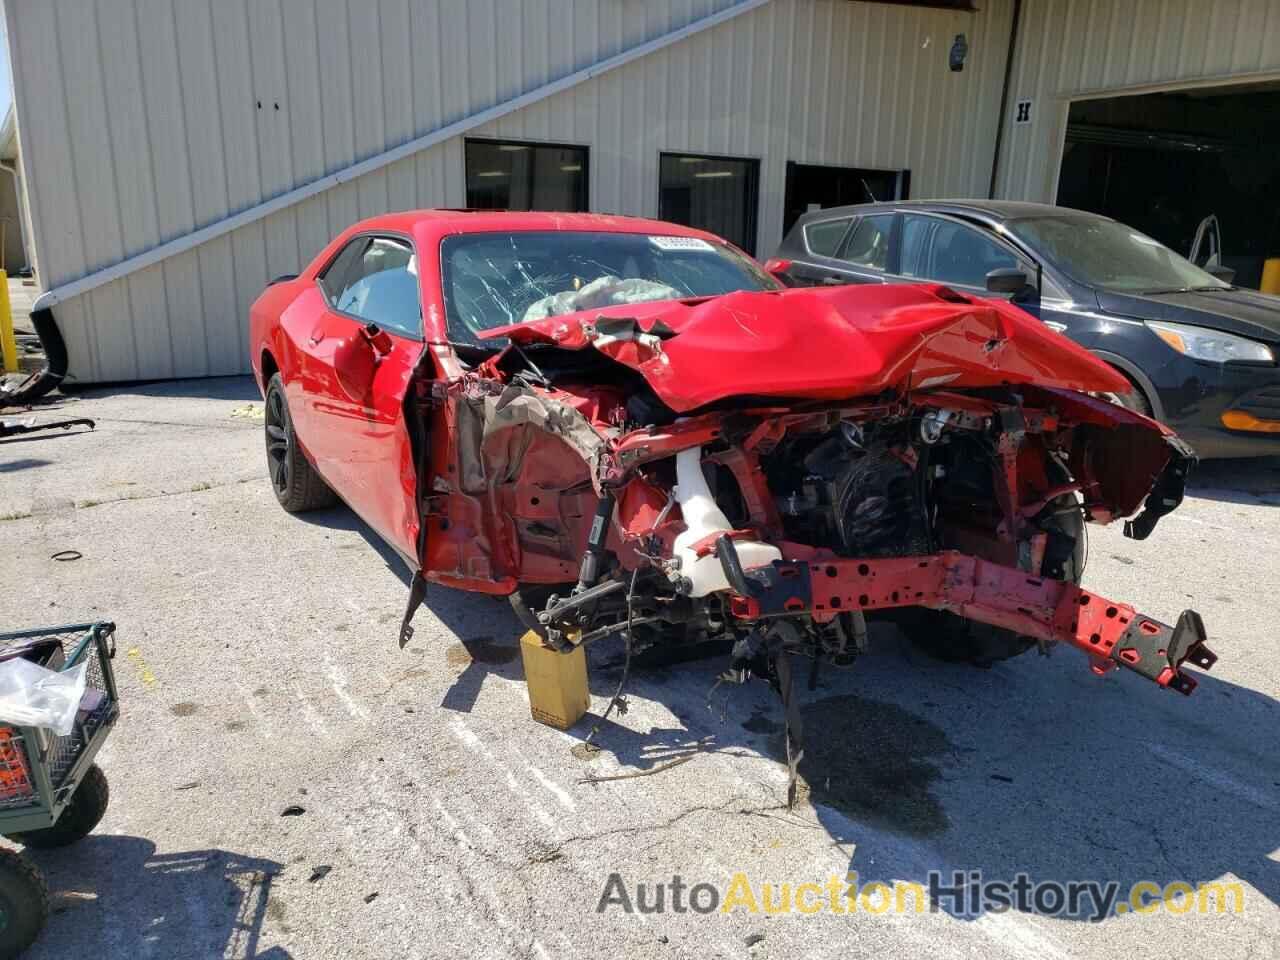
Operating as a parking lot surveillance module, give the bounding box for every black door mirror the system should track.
[1206,264,1236,285]
[985,267,1030,294]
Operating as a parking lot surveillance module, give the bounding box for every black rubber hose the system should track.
[715,534,759,597]
[1,306,67,405]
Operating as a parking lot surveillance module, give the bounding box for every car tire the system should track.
[1108,374,1153,417]
[264,373,338,513]
[0,848,49,957]
[5,765,110,850]
[907,490,1087,666]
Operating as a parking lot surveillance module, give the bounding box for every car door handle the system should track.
[821,276,847,286]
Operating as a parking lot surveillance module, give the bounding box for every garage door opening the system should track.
[1056,81,1280,290]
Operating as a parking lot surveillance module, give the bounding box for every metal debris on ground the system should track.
[0,416,94,439]
[578,753,697,785]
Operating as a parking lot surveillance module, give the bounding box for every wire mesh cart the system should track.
[0,622,119,957]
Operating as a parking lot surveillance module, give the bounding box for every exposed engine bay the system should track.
[409,283,1218,803]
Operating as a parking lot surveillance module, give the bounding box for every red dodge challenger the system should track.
[250,211,1215,791]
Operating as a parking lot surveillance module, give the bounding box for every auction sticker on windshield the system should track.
[650,236,716,252]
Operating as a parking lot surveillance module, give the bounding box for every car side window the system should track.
[319,237,369,303]
[804,218,852,257]
[900,214,1018,288]
[322,236,422,340]
[837,214,894,271]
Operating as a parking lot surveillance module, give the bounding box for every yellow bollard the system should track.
[1261,258,1280,296]
[0,269,17,374]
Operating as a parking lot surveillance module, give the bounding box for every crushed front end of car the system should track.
[416,283,1217,800]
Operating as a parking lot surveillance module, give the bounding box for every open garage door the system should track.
[1056,80,1280,290]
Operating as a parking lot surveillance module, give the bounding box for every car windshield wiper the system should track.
[1140,285,1231,295]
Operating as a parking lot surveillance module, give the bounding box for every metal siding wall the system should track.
[996,0,1280,203]
[480,0,1014,255]
[6,0,1011,382]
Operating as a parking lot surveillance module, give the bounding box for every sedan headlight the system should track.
[1147,320,1274,364]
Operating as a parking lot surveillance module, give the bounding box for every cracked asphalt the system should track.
[1,377,1277,960]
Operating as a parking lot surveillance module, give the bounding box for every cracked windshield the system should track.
[441,230,778,345]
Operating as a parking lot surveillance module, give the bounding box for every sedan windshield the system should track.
[441,230,778,344]
[1008,216,1230,294]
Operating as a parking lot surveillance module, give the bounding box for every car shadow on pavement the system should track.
[23,835,290,959]
[0,456,54,471]
[64,375,263,403]
[292,503,535,714]
[470,611,1279,925]
[294,505,414,589]
[1186,455,1280,505]
[804,631,1280,922]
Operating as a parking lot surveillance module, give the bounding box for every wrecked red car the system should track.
[250,211,1216,787]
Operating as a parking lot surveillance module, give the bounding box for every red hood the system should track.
[479,284,1130,413]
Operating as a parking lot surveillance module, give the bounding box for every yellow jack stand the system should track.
[520,630,590,730]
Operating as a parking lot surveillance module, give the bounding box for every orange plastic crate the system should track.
[0,726,34,804]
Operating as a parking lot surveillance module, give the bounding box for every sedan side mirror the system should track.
[1206,264,1236,285]
[986,267,1030,295]
[333,323,392,401]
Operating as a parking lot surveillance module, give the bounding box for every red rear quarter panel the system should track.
[249,280,308,395]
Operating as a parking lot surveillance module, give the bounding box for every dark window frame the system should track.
[316,230,424,341]
[658,151,761,255]
[464,137,590,212]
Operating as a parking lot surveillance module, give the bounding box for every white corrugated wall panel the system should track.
[7,0,1012,383]
[472,0,1013,254]
[996,0,1280,203]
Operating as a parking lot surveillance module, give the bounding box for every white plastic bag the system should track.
[0,657,88,737]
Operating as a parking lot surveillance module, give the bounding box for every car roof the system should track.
[344,209,728,243]
[789,199,1110,230]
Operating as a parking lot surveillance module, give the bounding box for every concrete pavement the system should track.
[0,378,1276,960]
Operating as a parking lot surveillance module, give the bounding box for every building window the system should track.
[659,153,760,255]
[783,162,910,235]
[464,139,588,212]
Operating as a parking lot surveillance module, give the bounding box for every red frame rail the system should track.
[724,550,1217,695]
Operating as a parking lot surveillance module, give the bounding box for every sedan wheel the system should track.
[263,373,338,513]
[1106,385,1153,417]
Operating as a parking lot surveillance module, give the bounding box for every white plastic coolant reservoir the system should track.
[671,446,782,597]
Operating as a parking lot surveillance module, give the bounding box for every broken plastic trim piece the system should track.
[1124,439,1195,541]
